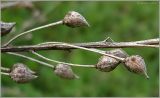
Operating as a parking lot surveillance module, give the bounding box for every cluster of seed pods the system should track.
[1,11,149,83]
[95,49,149,79]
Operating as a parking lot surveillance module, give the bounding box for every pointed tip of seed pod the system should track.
[83,19,90,27]
[86,22,90,27]
[28,69,36,74]
[75,74,80,79]
[146,76,149,79]
[144,72,149,79]
[11,22,16,26]
[32,74,38,79]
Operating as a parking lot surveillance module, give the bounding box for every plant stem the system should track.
[37,42,125,61]
[0,67,10,72]
[31,50,95,68]
[3,20,63,47]
[1,38,159,53]
[1,72,10,76]
[7,52,54,68]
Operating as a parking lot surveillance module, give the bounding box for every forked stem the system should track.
[3,20,63,47]
[37,42,125,61]
[7,52,54,68]
[31,50,95,68]
[0,67,10,72]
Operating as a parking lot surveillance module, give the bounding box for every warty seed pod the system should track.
[9,63,37,83]
[1,21,16,36]
[124,55,149,79]
[106,49,129,58]
[96,49,128,72]
[54,63,79,79]
[63,11,90,28]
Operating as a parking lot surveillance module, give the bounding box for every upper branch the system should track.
[1,38,159,53]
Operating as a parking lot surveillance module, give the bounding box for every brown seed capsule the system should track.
[10,63,37,83]
[63,11,90,28]
[96,49,128,72]
[1,21,16,36]
[124,55,149,79]
[54,63,79,79]
[106,49,129,58]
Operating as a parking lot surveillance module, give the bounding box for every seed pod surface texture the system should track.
[96,49,128,72]
[106,49,128,58]
[10,63,37,83]
[124,55,149,79]
[63,11,90,28]
[54,63,79,79]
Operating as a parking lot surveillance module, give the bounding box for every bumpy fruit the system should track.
[54,63,79,79]
[124,55,149,79]
[10,63,37,83]
[96,49,128,72]
[63,11,90,28]
[106,49,128,58]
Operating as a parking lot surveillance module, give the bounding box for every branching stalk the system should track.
[7,52,54,68]
[37,42,125,61]
[1,72,10,76]
[0,67,10,72]
[31,50,95,68]
[3,20,63,47]
[1,38,159,53]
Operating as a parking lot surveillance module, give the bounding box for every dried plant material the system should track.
[96,55,120,72]
[1,21,16,36]
[63,11,90,28]
[96,49,128,72]
[10,63,37,83]
[54,63,79,79]
[106,49,129,58]
[124,55,149,79]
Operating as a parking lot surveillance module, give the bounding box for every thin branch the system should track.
[35,42,125,61]
[31,50,95,68]
[1,1,20,9]
[0,67,10,72]
[6,52,54,68]
[134,38,159,45]
[1,38,159,52]
[2,20,63,47]
[1,1,36,9]
[1,72,10,76]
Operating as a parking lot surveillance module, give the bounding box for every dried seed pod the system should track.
[10,63,37,83]
[1,21,16,36]
[106,49,129,58]
[96,49,128,72]
[124,55,149,79]
[63,11,90,28]
[54,63,79,79]
[96,55,120,72]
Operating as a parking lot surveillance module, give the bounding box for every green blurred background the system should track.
[1,1,159,97]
